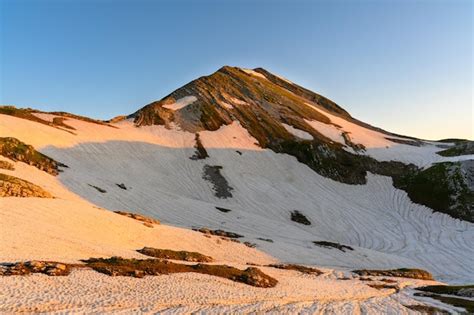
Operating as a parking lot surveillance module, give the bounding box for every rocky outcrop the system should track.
[290,210,311,225]
[313,241,354,252]
[194,228,243,239]
[0,261,70,276]
[0,137,66,175]
[114,211,160,227]
[0,173,53,198]
[0,160,14,170]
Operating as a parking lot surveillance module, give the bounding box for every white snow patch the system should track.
[220,101,234,110]
[304,119,345,144]
[31,112,58,122]
[282,123,313,140]
[163,96,197,110]
[222,92,248,106]
[242,68,267,80]
[275,74,293,84]
[303,103,474,167]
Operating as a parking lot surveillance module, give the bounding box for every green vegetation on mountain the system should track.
[437,141,474,157]
[393,161,474,222]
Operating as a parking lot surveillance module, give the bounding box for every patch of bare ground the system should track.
[313,241,354,252]
[82,257,278,288]
[353,268,433,280]
[342,131,366,152]
[403,304,449,314]
[367,283,399,292]
[189,133,209,160]
[386,137,424,147]
[47,111,118,128]
[0,173,53,198]
[116,183,127,190]
[0,106,76,134]
[0,261,71,276]
[268,264,322,275]
[215,206,232,213]
[0,160,14,170]
[51,117,76,130]
[114,211,160,228]
[202,164,233,198]
[290,210,311,225]
[193,228,243,238]
[137,247,213,262]
[88,184,106,193]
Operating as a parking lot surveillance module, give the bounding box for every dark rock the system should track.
[313,241,354,252]
[290,210,311,225]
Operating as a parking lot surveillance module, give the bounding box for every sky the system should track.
[0,0,472,140]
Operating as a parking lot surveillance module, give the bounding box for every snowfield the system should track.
[304,104,474,167]
[162,96,198,110]
[0,112,473,313]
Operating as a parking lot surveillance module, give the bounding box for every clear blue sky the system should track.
[1,0,472,140]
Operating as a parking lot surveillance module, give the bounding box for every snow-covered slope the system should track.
[1,110,472,284]
[1,66,473,312]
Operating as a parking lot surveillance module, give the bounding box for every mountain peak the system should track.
[131,65,351,135]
